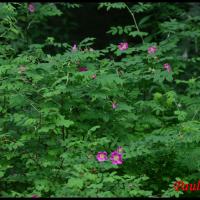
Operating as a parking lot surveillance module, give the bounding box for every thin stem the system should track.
[174,99,184,138]
[124,3,144,44]
[30,102,40,113]
[62,126,65,140]
[55,158,64,179]
[192,107,200,121]
[195,37,198,54]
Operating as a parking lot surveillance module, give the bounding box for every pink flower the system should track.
[78,67,88,72]
[72,44,77,51]
[96,151,108,162]
[110,151,123,165]
[28,3,35,13]
[118,42,128,51]
[91,74,96,79]
[32,195,38,198]
[112,102,117,109]
[163,63,171,72]
[148,46,157,54]
[116,146,123,154]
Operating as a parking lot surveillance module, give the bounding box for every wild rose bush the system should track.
[1,2,200,198]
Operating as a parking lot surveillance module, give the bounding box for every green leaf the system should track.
[55,115,74,128]
[87,126,101,135]
[67,178,84,189]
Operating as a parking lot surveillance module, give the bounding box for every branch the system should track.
[124,3,144,44]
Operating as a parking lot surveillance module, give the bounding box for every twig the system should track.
[124,3,144,44]
[192,107,200,121]
[55,157,64,179]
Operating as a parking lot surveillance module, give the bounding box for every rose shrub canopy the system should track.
[1,2,200,198]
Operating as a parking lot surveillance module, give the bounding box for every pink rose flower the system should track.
[72,44,77,51]
[96,151,108,162]
[28,3,35,13]
[116,146,124,154]
[118,42,128,51]
[32,195,38,198]
[112,102,117,109]
[110,151,123,165]
[91,74,96,79]
[163,63,171,72]
[148,46,157,54]
[78,67,88,72]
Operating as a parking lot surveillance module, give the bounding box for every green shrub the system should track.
[1,2,200,198]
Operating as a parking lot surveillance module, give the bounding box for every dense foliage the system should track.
[1,2,200,198]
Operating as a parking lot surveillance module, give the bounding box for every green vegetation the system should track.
[1,2,200,197]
